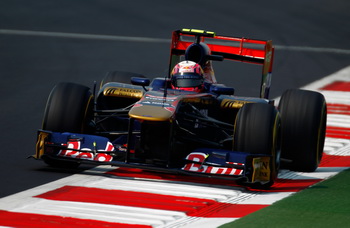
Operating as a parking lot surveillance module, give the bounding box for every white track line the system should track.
[1,29,350,54]
[0,29,169,43]
[302,65,350,90]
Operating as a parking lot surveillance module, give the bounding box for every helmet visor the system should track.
[172,73,203,88]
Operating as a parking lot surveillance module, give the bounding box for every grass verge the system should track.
[220,168,350,228]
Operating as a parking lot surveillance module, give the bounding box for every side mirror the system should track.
[131,77,150,86]
[210,85,235,95]
[131,77,150,91]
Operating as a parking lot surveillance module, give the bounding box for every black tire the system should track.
[42,82,94,168]
[43,82,93,133]
[100,71,145,88]
[234,103,281,188]
[279,89,327,172]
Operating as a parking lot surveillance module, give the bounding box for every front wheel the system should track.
[279,89,327,172]
[42,82,94,168]
[234,103,281,188]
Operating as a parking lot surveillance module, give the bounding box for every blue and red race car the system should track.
[33,29,327,188]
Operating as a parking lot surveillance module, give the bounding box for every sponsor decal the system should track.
[251,157,271,183]
[182,96,214,105]
[103,87,143,98]
[58,141,114,162]
[182,152,243,175]
[221,99,251,108]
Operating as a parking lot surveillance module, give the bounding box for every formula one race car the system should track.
[33,29,327,188]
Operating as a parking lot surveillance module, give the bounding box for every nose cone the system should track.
[129,104,175,121]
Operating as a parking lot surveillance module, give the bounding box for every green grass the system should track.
[220,168,350,228]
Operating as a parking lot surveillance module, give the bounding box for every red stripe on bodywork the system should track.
[321,81,350,91]
[0,210,151,228]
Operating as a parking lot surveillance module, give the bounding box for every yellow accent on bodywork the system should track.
[103,87,143,99]
[129,105,174,121]
[34,131,50,159]
[181,28,216,36]
[251,157,271,183]
[190,29,205,34]
[221,99,252,109]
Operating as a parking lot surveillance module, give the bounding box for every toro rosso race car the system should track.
[33,29,327,188]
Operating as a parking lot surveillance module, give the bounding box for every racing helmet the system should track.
[171,61,204,92]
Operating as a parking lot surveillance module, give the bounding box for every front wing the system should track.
[34,130,272,185]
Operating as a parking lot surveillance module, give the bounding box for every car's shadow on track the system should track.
[33,164,323,194]
[33,164,97,175]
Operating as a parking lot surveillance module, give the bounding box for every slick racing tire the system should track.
[43,82,94,133]
[279,89,327,172]
[100,71,145,88]
[234,103,281,188]
[42,82,94,168]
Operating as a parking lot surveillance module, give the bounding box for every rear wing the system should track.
[168,29,274,99]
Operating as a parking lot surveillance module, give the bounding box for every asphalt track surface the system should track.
[0,0,350,199]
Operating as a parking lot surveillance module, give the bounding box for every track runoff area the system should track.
[0,66,350,228]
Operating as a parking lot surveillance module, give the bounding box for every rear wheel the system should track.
[234,103,281,188]
[42,82,94,168]
[279,89,327,172]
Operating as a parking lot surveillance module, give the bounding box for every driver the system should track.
[170,61,205,92]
